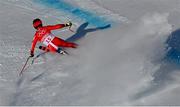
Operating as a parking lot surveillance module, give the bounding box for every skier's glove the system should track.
[65,22,72,27]
[30,51,34,57]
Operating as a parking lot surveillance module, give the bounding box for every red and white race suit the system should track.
[30,24,77,54]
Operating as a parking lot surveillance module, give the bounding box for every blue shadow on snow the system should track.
[66,22,111,42]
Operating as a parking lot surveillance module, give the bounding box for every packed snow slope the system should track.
[1,0,180,106]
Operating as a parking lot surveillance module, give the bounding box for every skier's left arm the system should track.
[30,35,38,57]
[47,22,72,31]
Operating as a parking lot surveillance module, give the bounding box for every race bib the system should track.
[42,34,55,46]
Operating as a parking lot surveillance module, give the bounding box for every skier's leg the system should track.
[39,45,68,55]
[52,37,78,48]
[61,41,77,48]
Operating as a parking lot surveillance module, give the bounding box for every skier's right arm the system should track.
[47,22,72,31]
[30,35,38,57]
[47,24,66,31]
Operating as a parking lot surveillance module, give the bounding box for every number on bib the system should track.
[42,34,55,46]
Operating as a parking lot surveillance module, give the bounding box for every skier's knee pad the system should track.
[39,46,50,52]
[39,46,43,49]
[39,46,46,50]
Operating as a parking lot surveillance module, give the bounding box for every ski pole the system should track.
[19,56,31,76]
[69,25,75,33]
[69,22,75,33]
[31,51,47,65]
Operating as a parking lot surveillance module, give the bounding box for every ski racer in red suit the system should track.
[30,18,77,57]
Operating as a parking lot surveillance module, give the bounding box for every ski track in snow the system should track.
[1,0,180,106]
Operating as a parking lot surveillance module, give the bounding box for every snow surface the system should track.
[0,0,180,106]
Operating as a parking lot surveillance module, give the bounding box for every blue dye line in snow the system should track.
[33,0,111,27]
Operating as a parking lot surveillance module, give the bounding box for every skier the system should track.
[30,18,78,57]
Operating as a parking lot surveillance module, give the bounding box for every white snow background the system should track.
[0,0,180,106]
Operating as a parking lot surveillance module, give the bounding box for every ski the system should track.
[59,50,69,55]
[19,47,69,76]
[31,51,48,65]
[31,48,69,64]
